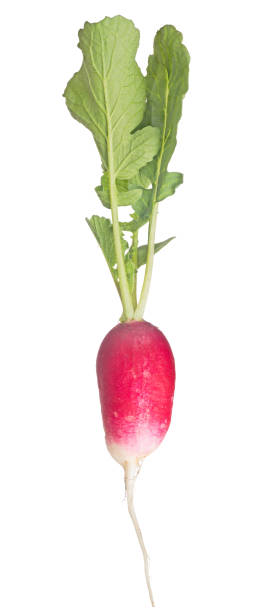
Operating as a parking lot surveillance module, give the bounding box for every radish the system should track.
[97,321,175,465]
[97,321,175,604]
[64,15,189,606]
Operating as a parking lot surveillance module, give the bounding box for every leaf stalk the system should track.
[131,230,138,309]
[101,44,134,320]
[134,77,169,320]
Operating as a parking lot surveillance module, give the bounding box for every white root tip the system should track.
[124,460,155,607]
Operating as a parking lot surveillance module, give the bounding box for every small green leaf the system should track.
[131,169,152,189]
[124,252,136,294]
[157,172,183,201]
[137,237,175,267]
[86,215,128,288]
[139,159,157,185]
[118,188,144,206]
[115,126,160,179]
[95,175,143,208]
[120,189,152,232]
[86,215,116,266]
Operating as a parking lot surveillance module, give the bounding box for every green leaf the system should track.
[124,251,136,295]
[144,25,189,173]
[95,175,143,208]
[64,18,189,320]
[139,159,157,185]
[115,126,160,179]
[64,16,160,179]
[86,215,128,287]
[120,189,152,232]
[131,169,152,189]
[137,237,175,267]
[118,169,182,229]
[157,172,183,201]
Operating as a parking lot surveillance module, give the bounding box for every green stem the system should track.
[101,43,134,321]
[134,152,162,320]
[110,179,134,320]
[134,202,158,320]
[132,230,138,309]
[134,76,169,320]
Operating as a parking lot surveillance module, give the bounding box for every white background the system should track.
[0,0,255,610]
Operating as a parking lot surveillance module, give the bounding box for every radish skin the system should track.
[97,320,175,604]
[97,321,175,464]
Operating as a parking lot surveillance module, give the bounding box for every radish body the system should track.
[97,320,175,605]
[97,320,175,463]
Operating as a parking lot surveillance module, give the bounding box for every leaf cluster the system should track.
[64,16,189,311]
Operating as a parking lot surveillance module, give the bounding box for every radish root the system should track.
[124,460,155,607]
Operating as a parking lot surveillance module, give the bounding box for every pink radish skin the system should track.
[97,320,175,465]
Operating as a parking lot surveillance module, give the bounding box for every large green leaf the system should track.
[64,16,160,180]
[144,25,189,173]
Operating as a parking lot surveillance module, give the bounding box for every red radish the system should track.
[64,14,189,607]
[97,320,175,605]
[97,321,175,465]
